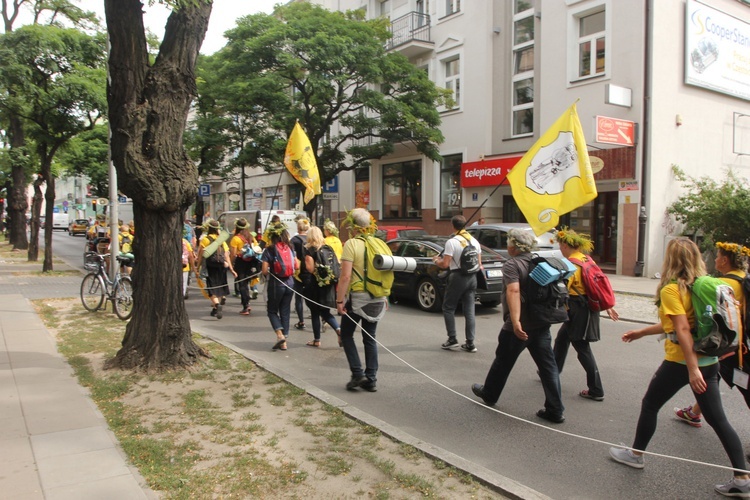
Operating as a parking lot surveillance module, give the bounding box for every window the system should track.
[379,0,390,17]
[382,160,422,219]
[355,167,370,209]
[443,56,460,110]
[445,0,460,16]
[503,195,526,223]
[511,2,534,136]
[576,9,606,78]
[440,154,462,218]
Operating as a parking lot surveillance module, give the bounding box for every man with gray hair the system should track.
[471,228,566,424]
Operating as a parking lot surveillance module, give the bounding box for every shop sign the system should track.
[596,116,635,146]
[461,156,521,188]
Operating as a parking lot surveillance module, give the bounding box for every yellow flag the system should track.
[284,122,321,204]
[507,103,597,235]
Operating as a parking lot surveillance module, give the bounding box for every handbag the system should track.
[476,268,488,290]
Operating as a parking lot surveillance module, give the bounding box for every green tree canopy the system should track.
[197,2,448,187]
[667,165,750,247]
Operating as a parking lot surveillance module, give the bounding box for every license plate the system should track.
[486,269,502,278]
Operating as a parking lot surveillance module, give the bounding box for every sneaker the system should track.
[251,290,258,300]
[461,343,477,353]
[441,338,459,350]
[536,409,565,424]
[471,384,495,406]
[215,304,223,320]
[609,444,645,469]
[220,297,226,305]
[346,375,368,390]
[239,308,250,316]
[360,380,377,392]
[674,406,702,428]
[716,477,750,498]
[210,307,217,317]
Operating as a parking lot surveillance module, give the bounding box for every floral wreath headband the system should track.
[716,241,750,258]
[342,210,377,236]
[324,219,339,236]
[264,222,289,239]
[556,227,594,254]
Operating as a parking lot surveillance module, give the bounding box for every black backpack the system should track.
[457,234,480,275]
[313,244,341,287]
[206,237,226,269]
[523,256,570,324]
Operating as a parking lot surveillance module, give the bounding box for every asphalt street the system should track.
[51,232,750,499]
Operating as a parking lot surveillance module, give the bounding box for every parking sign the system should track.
[199,184,211,197]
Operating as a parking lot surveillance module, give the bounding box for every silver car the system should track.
[466,223,562,259]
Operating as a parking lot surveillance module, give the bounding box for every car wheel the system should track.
[416,278,441,312]
[480,300,500,308]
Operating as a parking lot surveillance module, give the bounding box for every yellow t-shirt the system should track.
[325,235,344,260]
[566,251,587,296]
[341,237,366,293]
[118,232,134,253]
[182,240,193,272]
[659,282,716,365]
[199,236,229,259]
[229,234,247,259]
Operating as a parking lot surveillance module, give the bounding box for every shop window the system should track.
[440,154,462,218]
[382,160,422,219]
[355,167,370,209]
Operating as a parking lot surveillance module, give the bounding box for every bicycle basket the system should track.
[84,252,100,271]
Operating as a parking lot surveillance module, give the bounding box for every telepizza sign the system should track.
[461,156,521,188]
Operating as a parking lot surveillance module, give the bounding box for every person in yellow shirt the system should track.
[323,219,343,260]
[228,218,260,316]
[675,241,750,428]
[610,238,750,497]
[553,229,618,401]
[117,224,134,274]
[182,238,195,299]
[87,215,110,253]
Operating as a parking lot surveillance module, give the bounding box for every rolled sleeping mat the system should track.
[202,230,232,259]
[373,254,417,272]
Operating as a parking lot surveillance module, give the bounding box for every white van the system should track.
[218,210,308,239]
[52,213,68,231]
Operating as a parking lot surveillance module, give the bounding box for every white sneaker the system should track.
[715,477,750,498]
[609,444,644,469]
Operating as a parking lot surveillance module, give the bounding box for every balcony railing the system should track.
[387,12,432,53]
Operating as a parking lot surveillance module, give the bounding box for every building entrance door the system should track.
[593,192,618,264]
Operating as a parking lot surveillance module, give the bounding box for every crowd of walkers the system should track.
[185,211,750,497]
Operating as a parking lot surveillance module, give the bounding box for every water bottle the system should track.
[703,305,713,319]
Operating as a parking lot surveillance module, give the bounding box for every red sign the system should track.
[596,116,635,146]
[461,156,521,188]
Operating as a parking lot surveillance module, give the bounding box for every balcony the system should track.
[387,12,433,59]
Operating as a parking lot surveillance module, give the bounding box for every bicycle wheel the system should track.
[113,276,134,320]
[80,273,105,312]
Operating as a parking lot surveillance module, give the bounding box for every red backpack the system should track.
[270,242,296,278]
[568,256,616,312]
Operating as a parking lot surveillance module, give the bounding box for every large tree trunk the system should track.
[28,176,43,261]
[8,114,29,250]
[104,0,212,371]
[42,164,54,272]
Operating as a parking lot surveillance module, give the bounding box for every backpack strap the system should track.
[722,273,743,284]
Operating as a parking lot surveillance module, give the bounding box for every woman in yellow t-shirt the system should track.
[675,241,750,427]
[609,238,750,496]
[323,219,343,260]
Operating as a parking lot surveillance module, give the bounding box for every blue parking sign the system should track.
[322,177,338,193]
[199,184,211,197]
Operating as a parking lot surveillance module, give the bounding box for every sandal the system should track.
[336,329,342,347]
[294,321,305,330]
[579,390,604,401]
[306,340,321,347]
[272,339,287,351]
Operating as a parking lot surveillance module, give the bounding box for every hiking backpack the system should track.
[689,276,741,357]
[313,244,341,287]
[239,236,257,262]
[269,242,296,278]
[353,235,394,298]
[721,273,750,330]
[456,233,480,275]
[524,256,575,324]
[568,256,616,311]
[206,237,226,268]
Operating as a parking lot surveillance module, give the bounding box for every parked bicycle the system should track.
[80,252,134,320]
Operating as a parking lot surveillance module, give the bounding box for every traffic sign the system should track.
[322,192,339,200]
[322,177,338,193]
[199,184,211,197]
[595,116,635,146]
[53,207,60,213]
[118,196,127,203]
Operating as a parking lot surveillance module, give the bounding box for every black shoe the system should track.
[461,343,477,353]
[360,380,377,392]
[294,321,306,330]
[441,338,459,350]
[346,375,367,390]
[216,304,223,320]
[471,384,495,406]
[536,409,565,424]
[210,307,217,317]
[220,297,226,305]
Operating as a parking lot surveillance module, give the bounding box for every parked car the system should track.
[68,219,89,236]
[466,223,562,259]
[374,225,428,242]
[386,236,505,312]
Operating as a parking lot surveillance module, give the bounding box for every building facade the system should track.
[209,0,750,277]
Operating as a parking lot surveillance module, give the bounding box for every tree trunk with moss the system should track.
[104,0,212,371]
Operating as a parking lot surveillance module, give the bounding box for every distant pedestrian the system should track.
[611,238,750,498]
[196,219,236,320]
[290,217,310,330]
[553,228,618,401]
[303,226,341,347]
[470,217,485,227]
[229,218,258,316]
[262,222,298,351]
[435,214,481,353]
[323,219,343,260]
[182,236,195,299]
[336,208,387,392]
[471,228,565,424]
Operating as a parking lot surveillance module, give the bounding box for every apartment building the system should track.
[210,0,750,277]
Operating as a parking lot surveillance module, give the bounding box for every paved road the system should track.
[49,232,750,499]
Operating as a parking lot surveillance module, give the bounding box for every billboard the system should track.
[685,0,750,101]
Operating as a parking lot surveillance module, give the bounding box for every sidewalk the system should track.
[0,253,657,499]
[0,259,154,499]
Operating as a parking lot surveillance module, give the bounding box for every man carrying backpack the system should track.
[553,228,619,402]
[471,228,566,424]
[434,215,481,353]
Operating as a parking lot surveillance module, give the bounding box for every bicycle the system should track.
[80,252,134,320]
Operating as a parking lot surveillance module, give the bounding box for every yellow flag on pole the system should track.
[506,103,597,235]
[284,122,321,204]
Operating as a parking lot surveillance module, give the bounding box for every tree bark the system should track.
[104,0,212,371]
[41,153,55,272]
[8,114,29,250]
[28,176,43,261]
